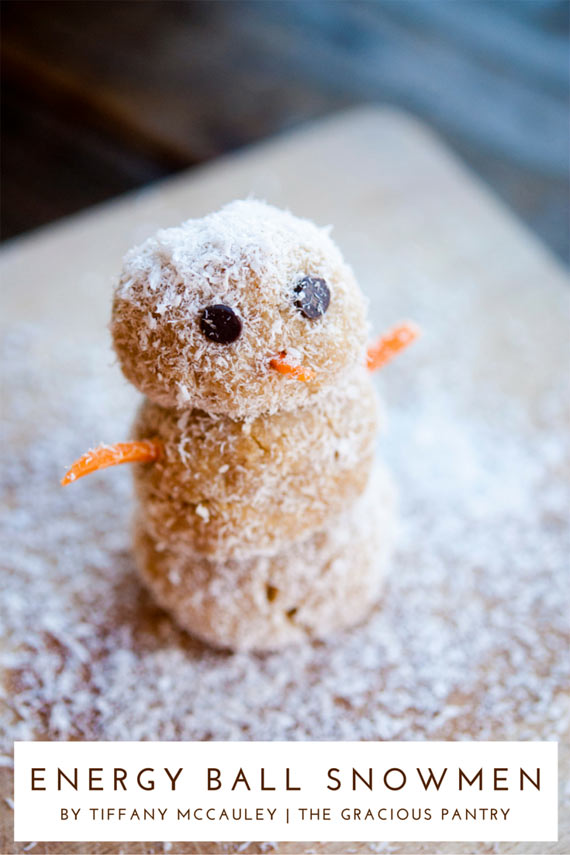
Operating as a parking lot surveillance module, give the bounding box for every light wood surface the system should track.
[1,107,568,855]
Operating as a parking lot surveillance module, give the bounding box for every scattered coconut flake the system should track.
[195,503,211,522]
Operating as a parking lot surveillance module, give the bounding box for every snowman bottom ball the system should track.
[133,465,395,652]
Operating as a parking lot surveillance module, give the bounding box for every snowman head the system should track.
[111,200,368,419]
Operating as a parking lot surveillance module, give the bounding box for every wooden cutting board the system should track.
[1,107,568,855]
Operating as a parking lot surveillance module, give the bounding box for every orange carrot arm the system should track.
[61,439,162,486]
[366,321,420,373]
[269,352,316,382]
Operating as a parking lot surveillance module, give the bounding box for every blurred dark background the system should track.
[2,0,569,261]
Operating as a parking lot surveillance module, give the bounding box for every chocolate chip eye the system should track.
[200,304,242,344]
[293,276,330,319]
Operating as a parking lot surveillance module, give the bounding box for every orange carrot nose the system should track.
[366,322,420,373]
[61,439,162,486]
[269,351,316,382]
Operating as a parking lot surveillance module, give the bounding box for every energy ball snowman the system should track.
[63,200,417,651]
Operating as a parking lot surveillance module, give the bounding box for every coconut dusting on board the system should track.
[1,311,569,852]
[2,320,569,741]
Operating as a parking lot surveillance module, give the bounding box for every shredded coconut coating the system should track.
[132,367,378,558]
[134,466,394,652]
[111,200,368,419]
[112,200,381,648]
